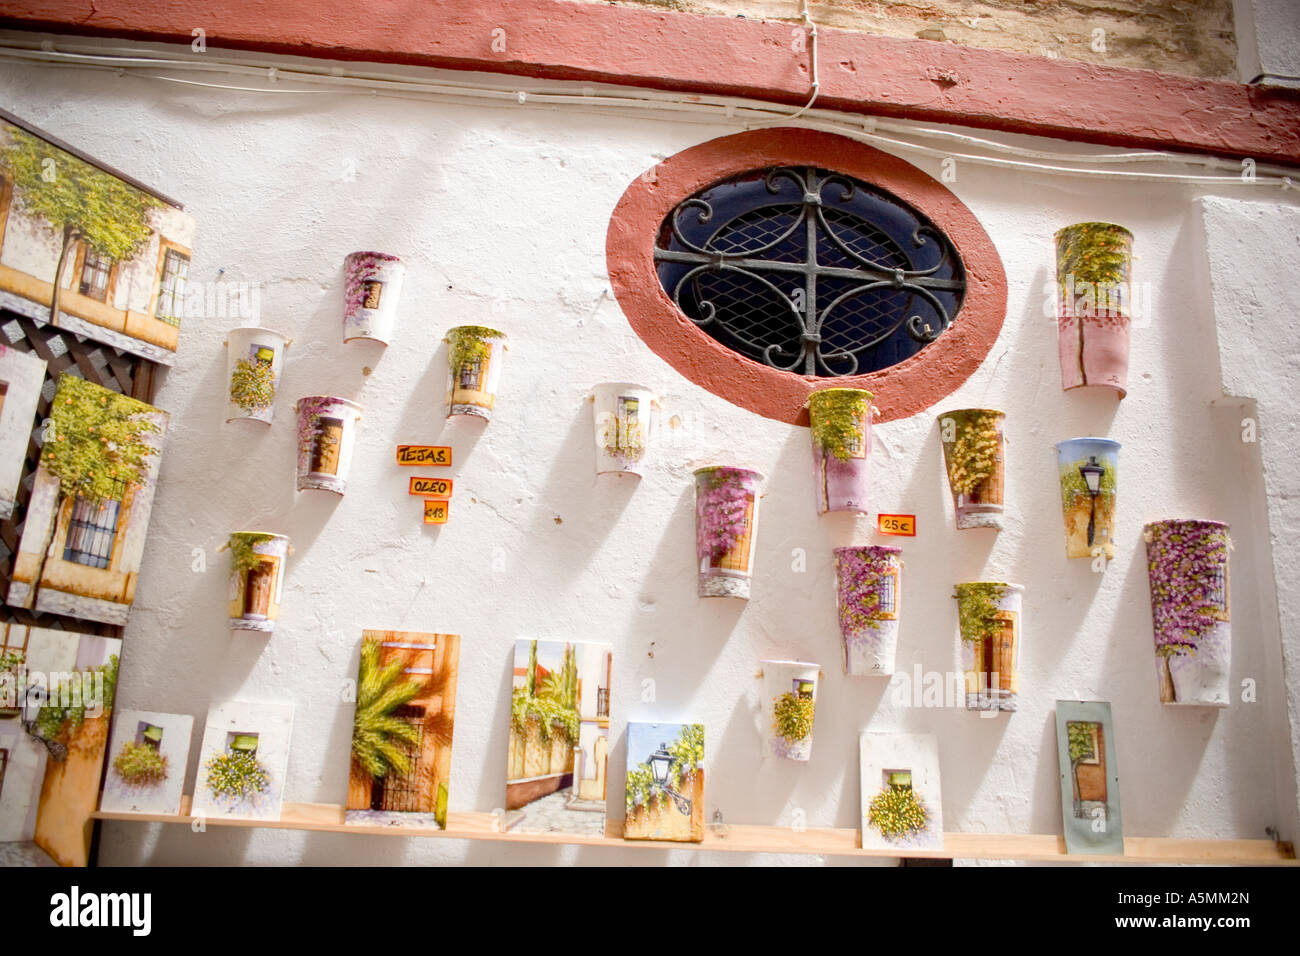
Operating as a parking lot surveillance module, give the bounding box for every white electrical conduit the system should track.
[0,41,1296,192]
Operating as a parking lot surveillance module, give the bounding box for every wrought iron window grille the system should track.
[655,167,966,376]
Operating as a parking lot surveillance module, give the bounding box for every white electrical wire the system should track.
[0,38,1295,191]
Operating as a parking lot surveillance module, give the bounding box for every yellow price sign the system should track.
[423,500,450,524]
[409,476,453,498]
[877,513,916,536]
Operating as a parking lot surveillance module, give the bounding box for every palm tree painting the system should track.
[347,630,462,829]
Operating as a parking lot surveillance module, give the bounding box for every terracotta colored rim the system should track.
[608,128,1007,426]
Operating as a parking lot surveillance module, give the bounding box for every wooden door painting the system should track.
[346,631,460,829]
[712,497,755,574]
[242,555,279,619]
[311,418,344,475]
[617,395,639,454]
[974,611,1017,707]
[1054,700,1123,854]
[370,703,426,812]
[361,280,383,310]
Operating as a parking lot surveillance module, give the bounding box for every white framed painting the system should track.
[859,732,944,852]
[192,700,293,822]
[99,709,193,817]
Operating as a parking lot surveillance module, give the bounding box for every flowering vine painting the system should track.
[808,388,873,514]
[226,326,288,425]
[6,374,168,625]
[347,630,461,829]
[295,395,362,495]
[0,624,120,866]
[0,114,197,366]
[761,660,819,761]
[192,700,294,822]
[227,532,289,633]
[694,465,763,598]
[938,409,1006,530]
[624,721,704,842]
[1054,700,1124,855]
[834,545,902,676]
[343,251,405,345]
[1055,222,1133,397]
[445,326,507,420]
[859,732,943,852]
[98,710,193,816]
[1143,519,1231,706]
[504,639,613,836]
[955,582,1024,712]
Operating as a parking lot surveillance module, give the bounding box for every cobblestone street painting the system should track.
[505,638,612,835]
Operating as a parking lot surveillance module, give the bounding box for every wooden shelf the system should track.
[93,797,1297,865]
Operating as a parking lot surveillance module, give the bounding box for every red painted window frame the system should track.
[607,128,1007,425]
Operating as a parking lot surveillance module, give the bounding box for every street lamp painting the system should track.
[624,721,705,842]
[1079,456,1104,548]
[1056,438,1120,559]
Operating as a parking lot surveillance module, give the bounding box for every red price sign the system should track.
[397,445,452,466]
[409,476,453,498]
[877,514,916,536]
[423,500,449,524]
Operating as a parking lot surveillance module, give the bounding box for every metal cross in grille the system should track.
[655,167,966,376]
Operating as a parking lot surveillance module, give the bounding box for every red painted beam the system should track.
[2,0,1298,166]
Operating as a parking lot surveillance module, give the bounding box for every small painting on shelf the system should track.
[192,700,293,822]
[347,630,461,829]
[859,732,943,852]
[504,638,612,836]
[1055,700,1124,855]
[624,721,704,843]
[99,710,193,817]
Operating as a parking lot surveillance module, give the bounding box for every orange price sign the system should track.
[423,500,449,524]
[397,445,452,466]
[409,476,453,498]
[877,513,916,536]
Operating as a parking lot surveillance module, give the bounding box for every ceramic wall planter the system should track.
[1056,438,1119,559]
[227,532,289,633]
[956,582,1024,712]
[939,409,1007,530]
[1055,222,1133,397]
[343,251,405,345]
[761,660,819,761]
[808,388,874,514]
[592,382,656,477]
[445,326,507,420]
[295,396,362,495]
[226,327,288,425]
[694,466,763,599]
[834,545,902,676]
[1143,519,1231,707]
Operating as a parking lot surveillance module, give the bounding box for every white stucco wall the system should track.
[1,47,1296,866]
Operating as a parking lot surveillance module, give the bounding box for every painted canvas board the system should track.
[0,623,121,867]
[192,700,293,822]
[0,343,46,519]
[761,660,819,761]
[98,709,193,817]
[505,638,612,836]
[859,732,944,852]
[1055,700,1124,855]
[6,373,168,625]
[624,721,704,842]
[0,112,197,366]
[347,630,461,829]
